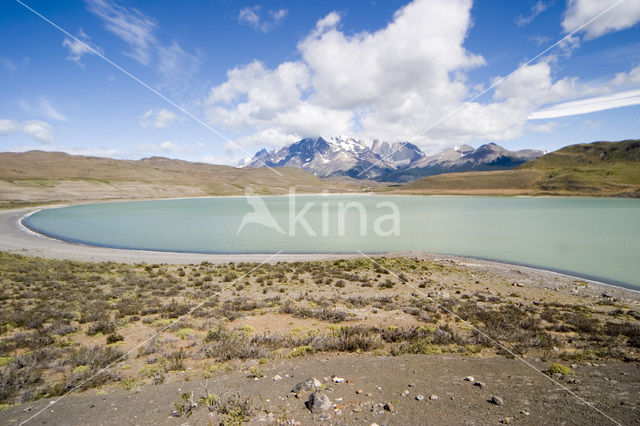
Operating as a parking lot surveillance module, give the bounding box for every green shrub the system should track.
[548,363,574,375]
[287,345,316,358]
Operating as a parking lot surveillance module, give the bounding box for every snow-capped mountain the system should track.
[247,137,545,181]
[248,136,388,178]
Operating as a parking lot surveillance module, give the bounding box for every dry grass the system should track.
[0,252,638,405]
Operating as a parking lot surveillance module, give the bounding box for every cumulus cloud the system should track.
[238,6,288,33]
[206,0,640,155]
[160,141,182,152]
[562,0,640,40]
[0,119,55,143]
[21,121,54,143]
[62,29,103,66]
[0,119,19,135]
[209,0,493,151]
[139,108,178,129]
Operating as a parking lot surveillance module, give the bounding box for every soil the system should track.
[1,354,637,425]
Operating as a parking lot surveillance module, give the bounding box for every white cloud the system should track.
[62,29,102,66]
[19,98,67,122]
[529,89,640,119]
[156,41,201,88]
[135,140,193,155]
[85,0,156,64]
[160,141,181,152]
[39,98,67,121]
[516,1,551,26]
[0,119,55,143]
[563,0,640,40]
[21,121,54,143]
[139,108,178,128]
[611,64,640,86]
[0,119,19,135]
[210,0,493,150]
[206,0,640,155]
[238,6,289,33]
[201,154,245,166]
[530,35,551,46]
[85,0,200,87]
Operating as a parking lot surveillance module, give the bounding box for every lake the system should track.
[24,195,640,288]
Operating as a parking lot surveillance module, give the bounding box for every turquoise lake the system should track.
[24,195,640,288]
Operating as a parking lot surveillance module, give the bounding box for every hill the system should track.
[403,139,640,197]
[0,151,355,206]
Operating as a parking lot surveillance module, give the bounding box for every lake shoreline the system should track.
[2,206,638,298]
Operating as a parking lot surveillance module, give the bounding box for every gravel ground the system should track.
[2,354,638,425]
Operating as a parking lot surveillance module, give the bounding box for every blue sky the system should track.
[0,0,639,164]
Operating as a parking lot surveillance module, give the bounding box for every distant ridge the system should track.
[247,137,544,182]
[404,139,640,197]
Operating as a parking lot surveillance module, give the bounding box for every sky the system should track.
[0,0,639,165]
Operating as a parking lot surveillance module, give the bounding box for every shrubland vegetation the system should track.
[0,252,638,406]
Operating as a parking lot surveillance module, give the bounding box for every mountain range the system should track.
[247,136,545,182]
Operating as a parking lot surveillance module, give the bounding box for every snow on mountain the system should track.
[247,137,545,181]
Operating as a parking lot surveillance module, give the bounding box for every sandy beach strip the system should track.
[0,207,362,264]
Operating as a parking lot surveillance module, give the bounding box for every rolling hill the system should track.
[403,139,640,197]
[0,151,356,206]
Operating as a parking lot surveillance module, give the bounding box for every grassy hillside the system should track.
[0,151,355,206]
[404,140,640,197]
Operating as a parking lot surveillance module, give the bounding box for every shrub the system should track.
[106,334,124,344]
[176,328,195,340]
[202,327,269,361]
[287,345,316,358]
[86,320,116,336]
[247,366,265,378]
[548,363,574,375]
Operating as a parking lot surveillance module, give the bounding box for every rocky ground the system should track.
[2,354,638,425]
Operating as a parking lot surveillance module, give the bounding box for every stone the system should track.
[308,391,332,413]
[474,381,486,389]
[292,378,322,393]
[331,375,345,383]
[429,395,438,400]
[490,396,504,406]
[273,375,282,381]
[416,395,425,401]
[401,390,409,397]
[384,402,394,412]
[464,376,475,382]
[408,383,416,387]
